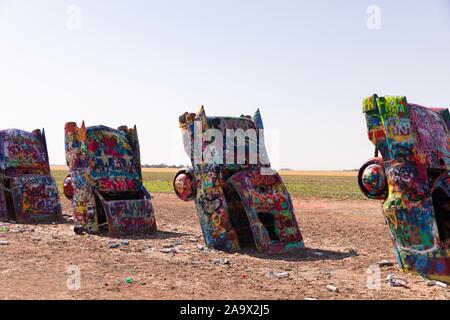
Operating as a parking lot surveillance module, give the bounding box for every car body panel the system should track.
[228,170,304,253]
[177,107,304,253]
[0,129,62,223]
[64,122,156,235]
[361,95,449,283]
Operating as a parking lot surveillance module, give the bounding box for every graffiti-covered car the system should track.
[359,94,449,283]
[64,122,157,235]
[0,129,62,223]
[173,107,304,253]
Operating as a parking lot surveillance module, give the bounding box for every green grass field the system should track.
[52,169,363,200]
[281,174,361,200]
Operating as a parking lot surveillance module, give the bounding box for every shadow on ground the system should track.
[7,217,192,240]
[240,247,358,262]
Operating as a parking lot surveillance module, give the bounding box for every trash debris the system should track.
[389,279,408,288]
[160,248,177,254]
[197,245,205,251]
[378,260,394,267]
[275,272,290,279]
[0,226,9,233]
[125,277,133,285]
[108,241,120,249]
[304,297,318,301]
[188,238,199,243]
[424,278,446,288]
[191,261,201,267]
[143,245,153,252]
[314,252,324,257]
[387,274,409,288]
[212,259,230,266]
[73,226,85,235]
[9,228,26,234]
[0,240,9,245]
[121,240,130,246]
[326,285,340,293]
[269,272,290,279]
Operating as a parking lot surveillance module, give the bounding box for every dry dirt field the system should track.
[0,193,448,300]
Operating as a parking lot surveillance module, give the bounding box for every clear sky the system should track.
[0,0,449,170]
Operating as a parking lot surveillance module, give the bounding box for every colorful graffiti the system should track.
[64,122,157,235]
[228,170,304,253]
[361,164,386,196]
[0,177,6,221]
[173,170,196,201]
[360,94,450,283]
[103,198,155,235]
[174,107,304,253]
[0,129,62,223]
[11,175,61,223]
[0,129,50,175]
[358,157,388,200]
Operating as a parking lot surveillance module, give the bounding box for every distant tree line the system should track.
[142,164,184,169]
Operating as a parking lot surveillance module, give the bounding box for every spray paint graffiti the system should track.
[64,122,156,235]
[0,129,62,223]
[174,107,304,253]
[103,199,155,235]
[359,94,449,283]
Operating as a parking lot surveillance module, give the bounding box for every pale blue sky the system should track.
[0,0,449,170]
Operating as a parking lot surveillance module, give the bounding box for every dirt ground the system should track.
[0,194,448,300]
